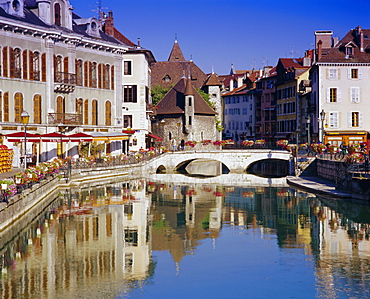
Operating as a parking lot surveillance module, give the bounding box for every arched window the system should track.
[14,92,23,122]
[75,59,83,86]
[54,55,62,82]
[10,48,21,78]
[56,96,65,114]
[90,62,97,88]
[105,101,111,126]
[92,100,98,125]
[54,3,61,26]
[33,94,41,124]
[3,92,9,122]
[84,99,89,125]
[2,47,8,77]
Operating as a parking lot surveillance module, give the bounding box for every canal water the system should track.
[1,175,370,299]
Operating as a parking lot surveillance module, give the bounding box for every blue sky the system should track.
[71,0,370,75]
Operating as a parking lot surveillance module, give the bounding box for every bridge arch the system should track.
[246,158,289,177]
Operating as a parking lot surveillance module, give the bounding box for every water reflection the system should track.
[0,177,370,298]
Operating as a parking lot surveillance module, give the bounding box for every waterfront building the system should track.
[255,66,277,145]
[311,27,370,146]
[152,77,217,150]
[0,0,154,166]
[275,58,310,142]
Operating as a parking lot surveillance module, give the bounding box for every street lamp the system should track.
[306,115,311,145]
[319,110,326,143]
[20,110,30,171]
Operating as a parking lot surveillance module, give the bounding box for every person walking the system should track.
[171,138,177,151]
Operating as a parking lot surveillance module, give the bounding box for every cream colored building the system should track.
[0,0,155,166]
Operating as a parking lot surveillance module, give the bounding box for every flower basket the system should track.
[213,140,226,146]
[328,144,338,154]
[255,139,266,146]
[276,140,288,148]
[345,153,364,163]
[201,140,212,146]
[242,140,254,147]
[185,141,197,148]
[311,143,326,153]
[299,143,308,150]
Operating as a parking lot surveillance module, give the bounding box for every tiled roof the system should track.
[223,84,247,96]
[204,73,222,86]
[0,6,50,28]
[151,61,207,89]
[318,27,370,63]
[279,58,308,69]
[156,78,216,116]
[168,41,185,61]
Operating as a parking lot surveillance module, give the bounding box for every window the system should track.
[123,115,132,128]
[351,69,358,79]
[33,94,41,124]
[14,92,23,122]
[328,68,338,80]
[105,101,111,126]
[188,97,192,106]
[124,61,132,75]
[350,87,360,103]
[124,85,137,102]
[329,88,337,102]
[351,112,360,127]
[13,48,21,78]
[346,47,353,56]
[329,111,339,128]
[111,65,114,90]
[75,59,83,86]
[54,3,61,26]
[33,52,40,81]
[3,92,9,122]
[84,99,89,125]
[92,100,98,125]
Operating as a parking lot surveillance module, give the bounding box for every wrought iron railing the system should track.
[54,72,76,85]
[48,113,82,125]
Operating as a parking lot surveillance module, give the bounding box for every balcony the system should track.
[54,72,76,93]
[48,113,82,126]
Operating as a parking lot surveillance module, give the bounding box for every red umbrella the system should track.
[5,132,41,142]
[68,132,93,142]
[41,132,69,142]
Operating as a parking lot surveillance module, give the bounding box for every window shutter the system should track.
[84,99,89,125]
[41,53,46,82]
[89,61,92,87]
[3,92,9,122]
[34,94,41,124]
[133,85,137,103]
[326,69,329,79]
[9,47,14,78]
[359,69,362,79]
[337,88,341,102]
[29,51,34,80]
[2,47,8,77]
[53,55,57,81]
[105,101,111,126]
[348,112,352,128]
[98,64,102,89]
[326,88,330,102]
[23,50,28,80]
[337,69,341,79]
[348,69,351,79]
[359,112,363,127]
[64,57,68,73]
[350,87,360,103]
[84,61,88,87]
[111,65,114,90]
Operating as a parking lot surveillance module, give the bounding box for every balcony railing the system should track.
[54,72,76,85]
[48,113,82,125]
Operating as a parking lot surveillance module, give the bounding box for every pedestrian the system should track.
[180,139,185,151]
[171,138,177,151]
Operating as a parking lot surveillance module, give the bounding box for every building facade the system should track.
[0,0,154,166]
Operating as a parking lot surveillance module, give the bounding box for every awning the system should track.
[5,132,41,142]
[41,132,69,142]
[91,132,129,141]
[147,133,163,141]
[68,132,93,142]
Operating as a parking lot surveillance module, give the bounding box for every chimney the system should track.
[317,40,323,61]
[360,31,364,52]
[303,50,312,66]
[315,30,333,49]
[104,10,114,36]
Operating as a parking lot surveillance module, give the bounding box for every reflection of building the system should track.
[150,183,222,269]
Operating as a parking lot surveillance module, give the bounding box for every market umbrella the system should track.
[41,132,69,142]
[68,132,93,142]
[5,132,41,142]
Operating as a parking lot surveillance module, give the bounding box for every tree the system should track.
[151,85,171,106]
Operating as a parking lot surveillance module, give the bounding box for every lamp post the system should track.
[306,115,311,145]
[319,109,326,143]
[160,119,166,148]
[20,110,30,171]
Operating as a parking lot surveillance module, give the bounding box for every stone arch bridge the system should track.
[143,150,292,174]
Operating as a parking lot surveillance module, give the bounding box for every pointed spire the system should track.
[168,38,185,61]
[185,77,194,96]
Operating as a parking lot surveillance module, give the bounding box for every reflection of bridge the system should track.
[144,150,292,174]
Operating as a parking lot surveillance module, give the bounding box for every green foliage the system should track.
[151,85,171,105]
[215,116,224,132]
[196,88,214,109]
